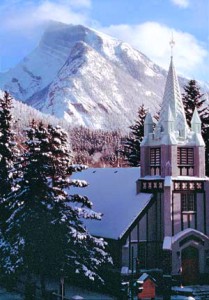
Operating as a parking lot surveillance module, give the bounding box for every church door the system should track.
[181,246,199,285]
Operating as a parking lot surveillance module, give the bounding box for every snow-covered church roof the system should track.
[71,167,152,240]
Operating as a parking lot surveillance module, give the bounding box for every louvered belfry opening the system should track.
[150,147,161,175]
[177,147,194,176]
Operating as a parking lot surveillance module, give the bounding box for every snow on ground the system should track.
[0,287,22,299]
[0,283,205,299]
[171,297,195,300]
[46,280,115,299]
[61,285,115,299]
[0,283,116,300]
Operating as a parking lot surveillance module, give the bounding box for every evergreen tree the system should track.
[122,104,147,166]
[1,122,111,297]
[0,91,19,231]
[182,80,209,175]
[182,80,209,128]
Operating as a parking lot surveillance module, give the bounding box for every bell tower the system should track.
[138,51,209,282]
[140,56,205,180]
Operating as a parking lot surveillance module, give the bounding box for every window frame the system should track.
[177,147,194,176]
[150,147,161,175]
[181,193,195,212]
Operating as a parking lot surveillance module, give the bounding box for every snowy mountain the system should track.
[0,22,189,132]
[0,89,61,132]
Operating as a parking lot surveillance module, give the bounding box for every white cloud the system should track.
[101,22,208,81]
[0,0,91,32]
[0,0,94,71]
[170,0,190,8]
[69,0,91,8]
[0,0,207,83]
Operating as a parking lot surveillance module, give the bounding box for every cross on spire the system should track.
[169,32,175,57]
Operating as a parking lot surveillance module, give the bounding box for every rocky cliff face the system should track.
[0,22,188,132]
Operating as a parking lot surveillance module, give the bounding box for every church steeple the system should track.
[154,57,189,141]
[141,53,206,178]
[138,42,209,283]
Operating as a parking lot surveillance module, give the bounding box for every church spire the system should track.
[155,56,189,140]
[169,32,175,58]
[144,111,154,136]
[191,107,201,134]
[140,41,206,179]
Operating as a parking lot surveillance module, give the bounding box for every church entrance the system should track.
[181,246,199,285]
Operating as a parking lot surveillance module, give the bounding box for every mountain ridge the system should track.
[0,22,193,132]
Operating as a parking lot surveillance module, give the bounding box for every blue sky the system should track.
[0,0,208,83]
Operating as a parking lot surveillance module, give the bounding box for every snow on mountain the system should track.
[0,89,61,132]
[0,22,189,132]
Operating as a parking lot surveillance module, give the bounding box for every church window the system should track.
[150,148,161,175]
[181,194,195,212]
[138,242,146,269]
[177,148,194,176]
[181,193,196,230]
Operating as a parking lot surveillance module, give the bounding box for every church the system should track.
[72,55,209,286]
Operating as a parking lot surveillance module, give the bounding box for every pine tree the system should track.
[122,104,147,166]
[0,91,19,231]
[1,122,111,297]
[182,80,209,175]
[182,80,209,127]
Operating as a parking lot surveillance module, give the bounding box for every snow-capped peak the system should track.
[0,21,189,132]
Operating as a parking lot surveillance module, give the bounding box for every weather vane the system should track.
[169,32,175,57]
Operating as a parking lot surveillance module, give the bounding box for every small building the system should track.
[137,273,156,299]
[71,56,209,286]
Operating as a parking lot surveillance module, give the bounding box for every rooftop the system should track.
[71,167,152,239]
